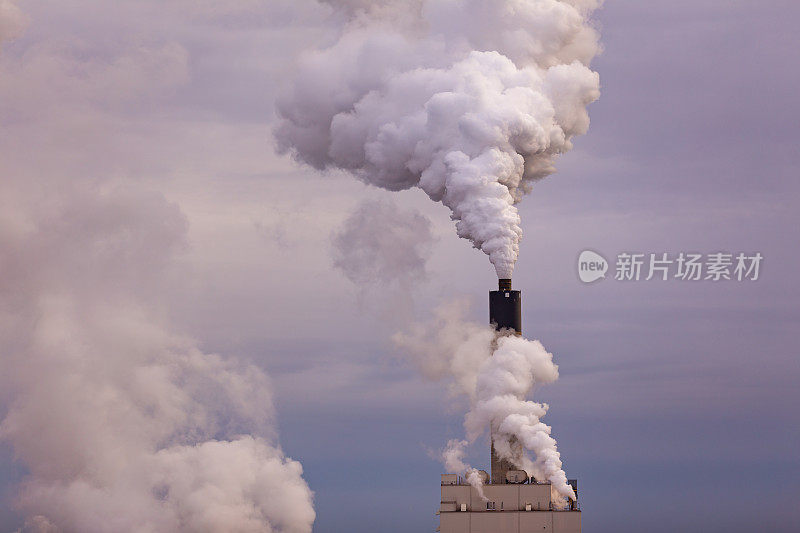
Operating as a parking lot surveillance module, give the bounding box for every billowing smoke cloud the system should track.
[275,0,601,278]
[395,301,575,505]
[0,8,315,528]
[332,198,434,287]
[0,183,316,533]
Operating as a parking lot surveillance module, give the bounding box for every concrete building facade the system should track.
[438,474,581,533]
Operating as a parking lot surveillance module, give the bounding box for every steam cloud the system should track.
[395,301,575,506]
[442,439,486,500]
[0,183,316,533]
[0,5,315,528]
[275,0,601,278]
[332,198,434,288]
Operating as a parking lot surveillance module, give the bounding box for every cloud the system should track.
[0,180,315,532]
[275,0,601,278]
[0,0,26,47]
[332,198,434,287]
[0,41,189,115]
[0,5,315,530]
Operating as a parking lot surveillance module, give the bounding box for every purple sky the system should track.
[1,1,799,532]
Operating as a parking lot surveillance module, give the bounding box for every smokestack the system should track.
[489,279,521,335]
[489,278,522,483]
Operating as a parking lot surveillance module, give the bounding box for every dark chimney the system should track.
[489,279,521,335]
[489,278,522,483]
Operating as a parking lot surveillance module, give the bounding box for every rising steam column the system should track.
[489,278,522,485]
[437,278,581,533]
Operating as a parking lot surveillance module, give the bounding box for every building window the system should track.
[487,501,496,511]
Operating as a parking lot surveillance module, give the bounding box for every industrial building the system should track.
[437,279,581,533]
[438,473,580,533]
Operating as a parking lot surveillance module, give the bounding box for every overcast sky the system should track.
[1,1,799,532]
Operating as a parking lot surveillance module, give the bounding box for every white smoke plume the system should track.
[0,182,316,533]
[0,4,316,529]
[275,0,601,278]
[442,439,486,500]
[393,299,495,399]
[395,301,576,506]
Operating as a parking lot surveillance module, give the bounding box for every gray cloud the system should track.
[0,181,315,532]
[0,4,315,531]
[330,197,436,322]
[0,0,25,47]
[1,1,799,532]
[332,198,434,287]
